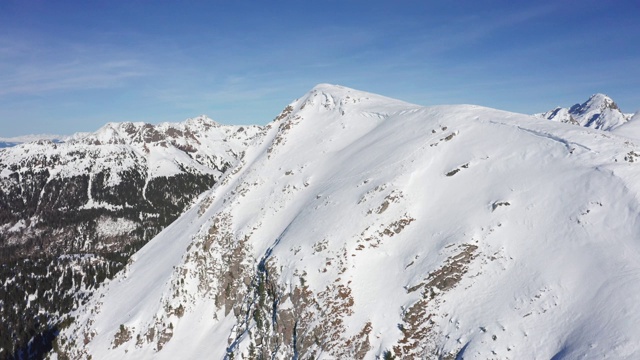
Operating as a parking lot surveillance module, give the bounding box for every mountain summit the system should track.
[536,93,631,130]
[53,85,640,359]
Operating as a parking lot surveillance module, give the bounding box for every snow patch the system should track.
[96,216,138,238]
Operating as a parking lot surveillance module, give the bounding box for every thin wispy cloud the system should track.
[385,4,557,61]
[0,38,148,96]
[0,1,638,137]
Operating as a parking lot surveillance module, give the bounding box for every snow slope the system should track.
[57,84,640,359]
[612,111,640,140]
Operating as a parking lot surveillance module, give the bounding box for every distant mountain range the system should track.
[5,93,638,149]
[3,86,640,359]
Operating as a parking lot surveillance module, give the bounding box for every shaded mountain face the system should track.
[535,93,631,130]
[54,85,640,359]
[0,116,263,358]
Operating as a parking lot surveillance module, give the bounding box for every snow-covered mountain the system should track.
[535,93,632,131]
[0,115,262,256]
[0,116,263,357]
[54,84,640,359]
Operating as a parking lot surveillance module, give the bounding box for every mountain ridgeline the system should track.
[3,85,640,359]
[43,85,640,359]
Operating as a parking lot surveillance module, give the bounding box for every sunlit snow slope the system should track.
[57,84,640,359]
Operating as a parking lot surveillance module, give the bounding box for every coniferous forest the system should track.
[0,167,219,359]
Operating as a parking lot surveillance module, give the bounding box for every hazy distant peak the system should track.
[182,115,220,128]
[0,134,70,148]
[537,93,628,131]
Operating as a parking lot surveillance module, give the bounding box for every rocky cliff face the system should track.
[0,116,263,358]
[55,85,640,359]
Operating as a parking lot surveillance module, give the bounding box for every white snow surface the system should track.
[95,216,138,238]
[59,84,640,359]
[612,111,640,140]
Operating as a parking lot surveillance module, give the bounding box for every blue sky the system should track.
[1,0,639,137]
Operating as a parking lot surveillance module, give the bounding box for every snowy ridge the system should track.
[0,116,262,185]
[0,115,263,255]
[536,93,631,131]
[57,85,640,359]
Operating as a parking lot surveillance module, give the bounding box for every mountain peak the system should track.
[302,83,371,105]
[54,86,640,359]
[310,83,348,92]
[571,93,620,115]
[537,93,627,131]
[291,84,418,117]
[589,93,614,102]
[183,115,219,128]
